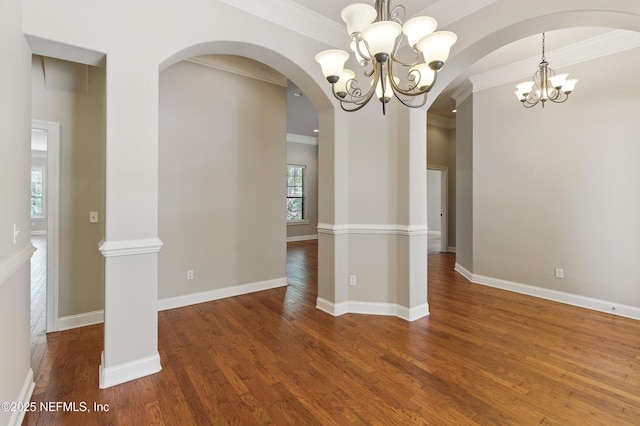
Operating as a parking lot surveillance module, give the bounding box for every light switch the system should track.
[89,211,99,223]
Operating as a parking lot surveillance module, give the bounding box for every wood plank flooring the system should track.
[25,240,640,425]
[30,235,48,375]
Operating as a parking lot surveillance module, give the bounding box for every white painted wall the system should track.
[158,59,287,301]
[472,46,640,308]
[0,0,34,423]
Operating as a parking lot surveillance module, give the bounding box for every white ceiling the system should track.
[278,1,640,135]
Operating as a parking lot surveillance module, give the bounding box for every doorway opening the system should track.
[30,120,60,372]
[427,166,448,254]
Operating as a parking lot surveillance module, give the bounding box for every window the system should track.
[31,167,45,219]
[287,165,305,222]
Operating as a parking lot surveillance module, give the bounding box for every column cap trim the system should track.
[317,223,428,236]
[0,244,36,287]
[99,238,164,257]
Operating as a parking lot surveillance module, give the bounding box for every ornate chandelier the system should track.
[514,33,579,108]
[314,0,457,115]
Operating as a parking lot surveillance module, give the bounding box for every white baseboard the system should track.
[447,246,457,253]
[454,262,473,281]
[286,234,318,242]
[158,277,288,311]
[99,351,161,389]
[57,310,104,331]
[316,297,429,322]
[8,368,35,426]
[457,269,640,321]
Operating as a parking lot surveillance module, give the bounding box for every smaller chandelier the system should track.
[315,0,457,115]
[514,33,579,108]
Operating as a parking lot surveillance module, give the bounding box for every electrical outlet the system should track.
[89,211,99,223]
[555,268,564,279]
[349,275,357,286]
[187,269,194,280]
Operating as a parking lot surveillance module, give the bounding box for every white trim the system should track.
[316,298,429,322]
[7,368,35,426]
[187,55,288,87]
[30,230,47,236]
[99,351,161,389]
[158,277,288,311]
[99,238,164,257]
[454,262,473,281]
[287,234,318,242]
[447,246,457,253]
[452,80,473,105]
[287,133,318,146]
[317,223,429,236]
[0,245,36,287]
[287,220,310,226]
[418,0,497,28]
[219,0,345,48]
[458,270,640,321]
[57,309,104,331]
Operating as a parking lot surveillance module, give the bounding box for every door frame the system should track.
[427,165,448,253]
[32,119,60,332]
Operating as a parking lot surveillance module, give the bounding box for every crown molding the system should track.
[187,55,287,87]
[287,133,318,145]
[219,0,346,48]
[451,79,473,105]
[417,0,498,28]
[470,30,640,92]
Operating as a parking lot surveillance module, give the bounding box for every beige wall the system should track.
[286,141,318,240]
[31,55,106,318]
[158,59,287,300]
[472,47,640,307]
[455,95,474,271]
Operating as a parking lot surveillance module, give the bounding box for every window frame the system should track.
[31,166,46,219]
[286,164,309,224]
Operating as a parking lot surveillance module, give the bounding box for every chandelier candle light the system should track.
[514,33,579,108]
[315,0,457,114]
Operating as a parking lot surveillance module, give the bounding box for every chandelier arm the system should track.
[389,5,405,25]
[393,91,428,109]
[331,65,381,112]
[389,50,422,67]
[388,58,438,97]
[352,35,374,63]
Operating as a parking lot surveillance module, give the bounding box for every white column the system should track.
[98,53,162,388]
[316,108,350,314]
[395,105,429,319]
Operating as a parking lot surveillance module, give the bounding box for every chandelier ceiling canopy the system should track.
[315,0,457,115]
[514,33,579,108]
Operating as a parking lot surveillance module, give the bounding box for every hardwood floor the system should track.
[25,240,640,425]
[30,235,47,375]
